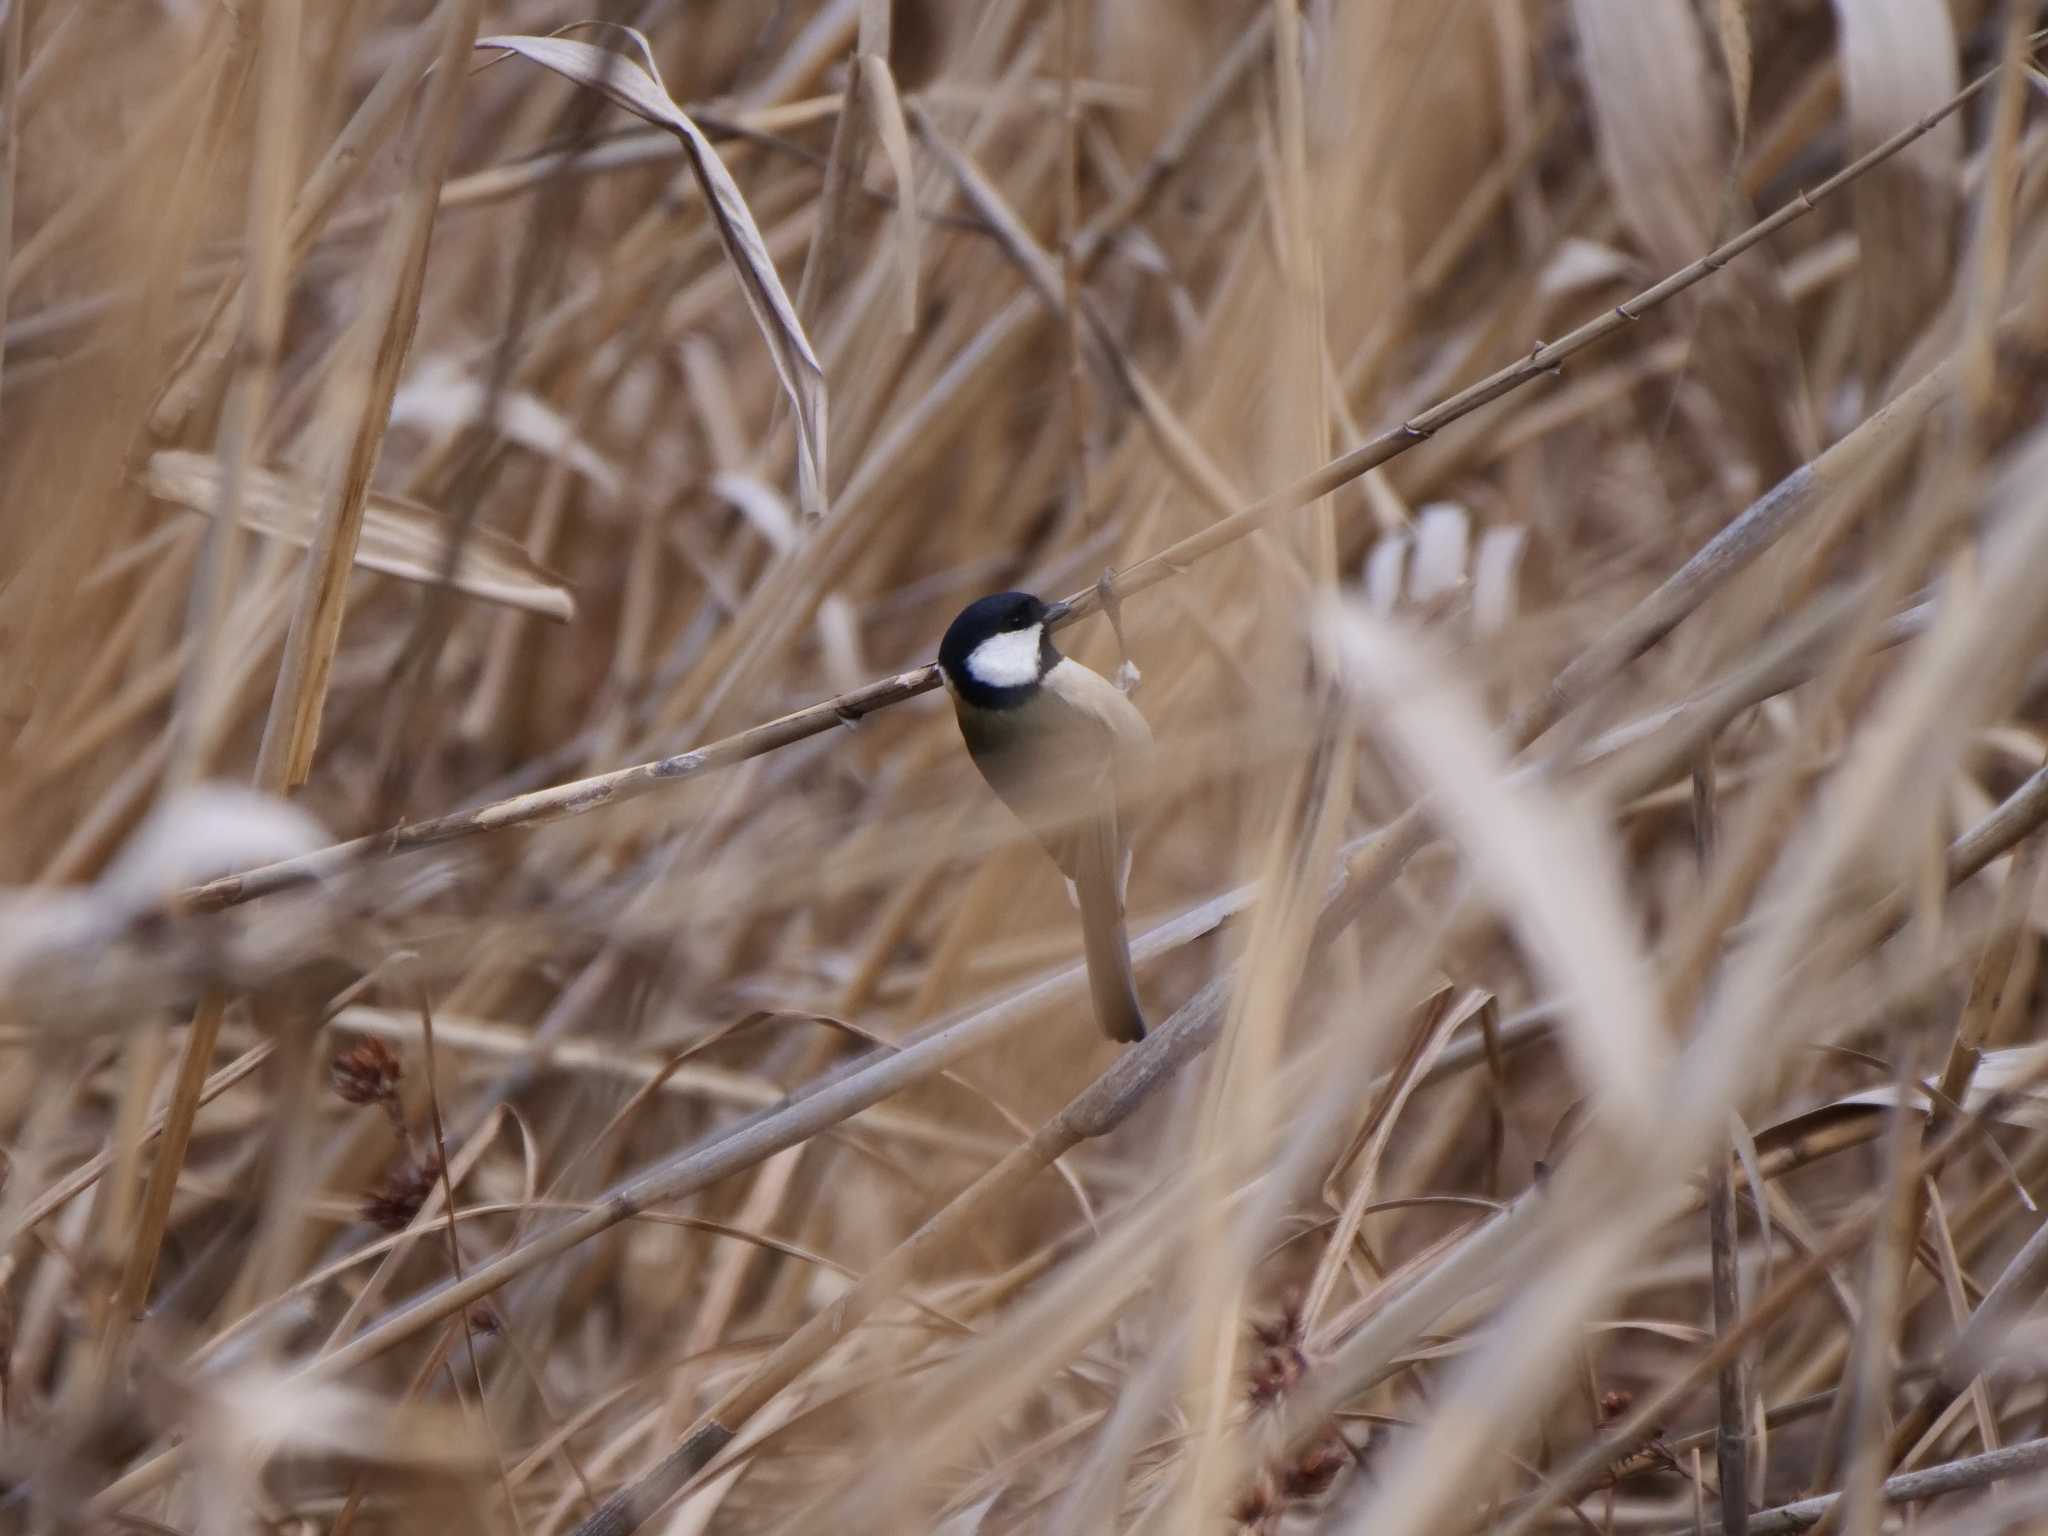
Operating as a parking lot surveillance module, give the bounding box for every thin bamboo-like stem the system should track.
[256,0,482,790]
[168,0,302,786]
[1726,1436,2048,1536]
[1700,744,1750,1536]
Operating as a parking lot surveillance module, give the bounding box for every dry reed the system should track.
[5,4,2048,1535]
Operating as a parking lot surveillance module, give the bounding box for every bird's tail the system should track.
[1072,832,1146,1043]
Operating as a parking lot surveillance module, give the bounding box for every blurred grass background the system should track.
[7,1,2048,1532]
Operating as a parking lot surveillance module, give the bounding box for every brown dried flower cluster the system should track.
[1233,1293,1359,1531]
[329,1038,403,1111]
[362,1155,441,1231]
[328,1038,443,1229]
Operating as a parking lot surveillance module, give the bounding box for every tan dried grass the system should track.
[4,5,2048,1536]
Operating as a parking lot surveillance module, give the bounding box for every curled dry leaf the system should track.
[477,31,830,518]
[1824,1040,2048,1135]
[140,449,576,622]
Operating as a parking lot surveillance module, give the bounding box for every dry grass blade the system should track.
[1833,0,1961,378]
[168,0,301,792]
[141,451,576,621]
[258,0,483,790]
[1322,602,1667,1136]
[0,1,28,393]
[391,357,621,500]
[858,51,919,333]
[1715,0,1754,148]
[1569,0,1720,262]
[1568,0,1806,471]
[477,32,829,517]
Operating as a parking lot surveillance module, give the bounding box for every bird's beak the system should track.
[1041,598,1073,626]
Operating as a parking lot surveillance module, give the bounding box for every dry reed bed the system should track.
[4,1,2048,1533]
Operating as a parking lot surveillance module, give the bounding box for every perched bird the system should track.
[937,591,1153,1042]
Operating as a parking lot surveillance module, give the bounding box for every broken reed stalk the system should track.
[169,55,2001,918]
[1699,736,1749,1536]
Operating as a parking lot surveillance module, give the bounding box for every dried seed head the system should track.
[1280,1427,1353,1502]
[1246,1290,1311,1408]
[1231,1470,1277,1529]
[1250,1299,1301,1349]
[363,1156,436,1230]
[1246,1342,1307,1408]
[330,1039,402,1107]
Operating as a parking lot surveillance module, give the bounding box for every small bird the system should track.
[938,591,1153,1042]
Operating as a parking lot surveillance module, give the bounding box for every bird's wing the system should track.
[1041,657,1152,748]
[1036,662,1149,1041]
[1044,660,1151,882]
[1038,659,1152,878]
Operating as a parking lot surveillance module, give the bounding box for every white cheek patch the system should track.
[964,625,1043,689]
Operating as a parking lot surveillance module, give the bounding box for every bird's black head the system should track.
[938,591,1061,709]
